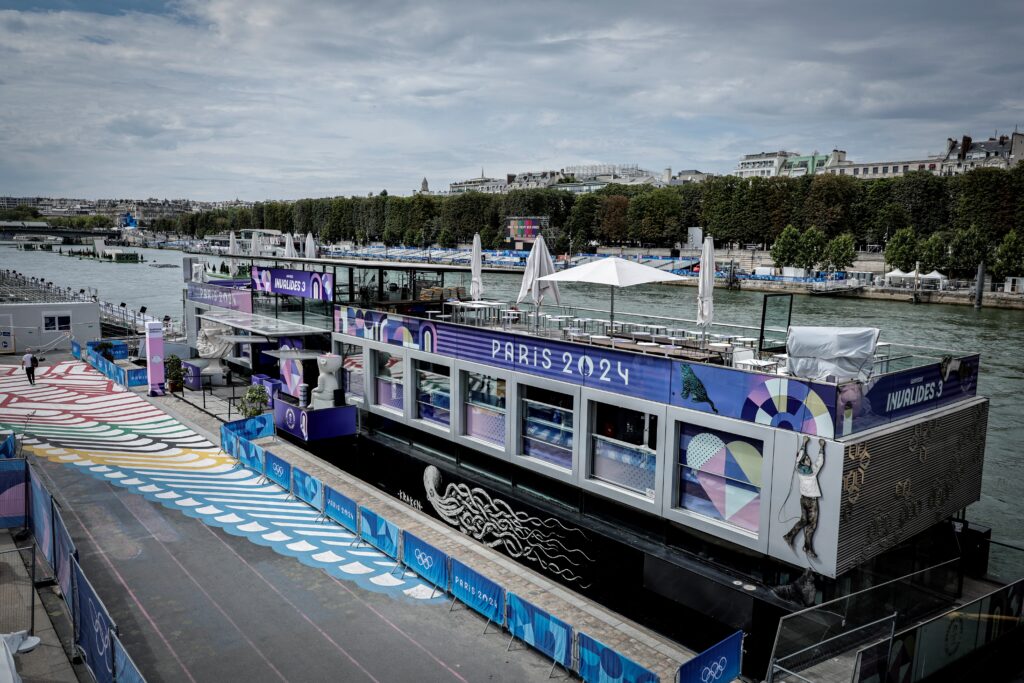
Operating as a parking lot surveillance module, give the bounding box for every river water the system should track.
[3,245,1022,551]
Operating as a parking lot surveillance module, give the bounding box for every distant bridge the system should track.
[0,222,121,240]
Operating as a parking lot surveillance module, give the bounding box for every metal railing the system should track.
[0,543,37,637]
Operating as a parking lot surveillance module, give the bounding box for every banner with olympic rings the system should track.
[577,631,659,682]
[401,530,448,591]
[676,630,742,683]
[73,557,116,683]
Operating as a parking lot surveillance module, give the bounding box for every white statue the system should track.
[311,353,342,409]
[195,321,233,384]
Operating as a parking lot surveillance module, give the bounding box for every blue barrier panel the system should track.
[219,424,236,458]
[324,486,358,533]
[236,438,265,474]
[358,506,399,559]
[677,631,742,683]
[125,368,148,387]
[451,558,504,626]
[224,414,275,440]
[578,632,660,683]
[291,467,324,511]
[401,531,448,591]
[53,506,77,613]
[0,433,15,459]
[264,451,292,490]
[506,593,573,669]
[71,339,81,359]
[74,557,116,683]
[0,459,27,528]
[29,466,55,569]
[112,633,146,683]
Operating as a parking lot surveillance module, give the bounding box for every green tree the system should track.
[946,226,988,278]
[564,193,599,253]
[992,229,1024,280]
[822,233,857,271]
[872,202,909,246]
[802,174,863,238]
[917,232,951,274]
[595,195,630,244]
[770,224,801,268]
[796,225,828,272]
[885,227,919,271]
[627,188,684,247]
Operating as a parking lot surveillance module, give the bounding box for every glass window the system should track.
[872,167,879,174]
[903,165,909,173]
[416,361,450,426]
[374,350,403,412]
[521,385,573,470]
[882,166,889,173]
[590,402,657,497]
[677,424,763,533]
[853,168,859,175]
[43,314,71,331]
[341,343,364,403]
[464,371,505,446]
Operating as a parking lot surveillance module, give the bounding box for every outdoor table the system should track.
[737,358,779,373]
[735,337,758,348]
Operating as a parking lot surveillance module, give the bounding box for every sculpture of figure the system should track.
[195,321,233,385]
[784,436,826,561]
[310,353,342,409]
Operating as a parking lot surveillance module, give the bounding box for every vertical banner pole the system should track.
[145,321,166,396]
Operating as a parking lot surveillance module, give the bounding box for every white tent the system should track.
[284,233,298,258]
[305,232,316,259]
[922,270,947,280]
[696,236,715,335]
[470,233,483,300]
[884,268,907,278]
[517,234,561,308]
[539,256,683,326]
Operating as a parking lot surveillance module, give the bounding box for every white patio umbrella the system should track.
[284,233,298,258]
[538,255,683,327]
[305,232,316,259]
[470,233,483,300]
[697,236,715,339]
[227,231,238,276]
[517,235,561,322]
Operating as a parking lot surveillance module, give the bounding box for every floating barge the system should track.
[179,254,1016,681]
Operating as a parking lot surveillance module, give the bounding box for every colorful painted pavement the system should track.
[0,360,438,601]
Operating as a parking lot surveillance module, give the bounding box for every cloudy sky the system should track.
[1,0,1022,200]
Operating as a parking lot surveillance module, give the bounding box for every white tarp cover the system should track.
[517,234,561,306]
[786,326,880,382]
[0,633,23,683]
[697,236,715,330]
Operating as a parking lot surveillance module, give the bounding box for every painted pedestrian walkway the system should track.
[0,361,436,599]
[0,360,553,681]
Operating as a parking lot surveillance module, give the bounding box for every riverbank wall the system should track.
[664,278,1024,310]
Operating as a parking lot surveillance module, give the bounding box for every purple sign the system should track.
[187,281,253,313]
[274,401,357,441]
[837,354,979,435]
[252,266,333,301]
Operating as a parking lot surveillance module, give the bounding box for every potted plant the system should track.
[165,354,184,392]
[238,384,269,419]
[94,340,114,361]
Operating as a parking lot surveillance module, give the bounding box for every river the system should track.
[3,244,1022,552]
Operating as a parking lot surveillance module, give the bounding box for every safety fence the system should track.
[220,415,667,681]
[75,344,149,388]
[0,457,148,682]
[0,433,15,459]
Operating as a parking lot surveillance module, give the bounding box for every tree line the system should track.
[145,164,1024,277]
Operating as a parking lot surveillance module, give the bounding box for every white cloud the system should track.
[0,1,1021,200]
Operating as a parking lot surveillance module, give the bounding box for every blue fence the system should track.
[0,433,15,459]
[677,631,742,683]
[401,531,448,591]
[292,467,324,510]
[0,458,26,528]
[451,558,505,627]
[578,632,659,683]
[324,486,358,532]
[264,451,292,490]
[507,593,574,669]
[25,466,148,681]
[359,506,399,559]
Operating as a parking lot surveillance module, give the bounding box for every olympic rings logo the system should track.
[701,656,728,682]
[90,599,113,673]
[414,549,434,569]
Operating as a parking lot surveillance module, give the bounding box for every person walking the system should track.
[22,347,38,385]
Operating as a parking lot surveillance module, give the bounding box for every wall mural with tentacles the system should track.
[422,465,594,586]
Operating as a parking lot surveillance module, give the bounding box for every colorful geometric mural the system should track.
[679,425,763,533]
[741,377,834,438]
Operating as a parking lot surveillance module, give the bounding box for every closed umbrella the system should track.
[517,235,561,326]
[228,231,238,276]
[697,236,715,340]
[305,232,316,259]
[284,233,298,258]
[539,255,683,328]
[470,233,483,300]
